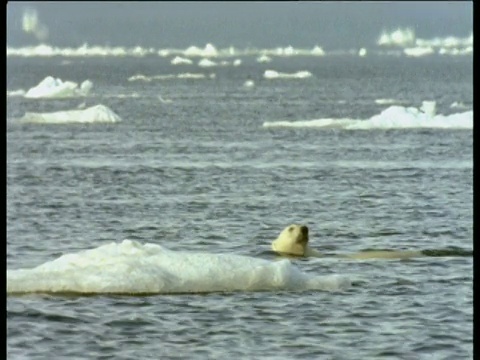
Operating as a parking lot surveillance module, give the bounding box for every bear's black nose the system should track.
[300,225,309,236]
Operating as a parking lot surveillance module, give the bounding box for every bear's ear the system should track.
[288,226,294,232]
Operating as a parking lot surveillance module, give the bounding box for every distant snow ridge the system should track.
[263,70,312,79]
[263,101,472,130]
[19,104,122,124]
[24,76,93,99]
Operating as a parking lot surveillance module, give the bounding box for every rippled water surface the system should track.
[7,56,473,359]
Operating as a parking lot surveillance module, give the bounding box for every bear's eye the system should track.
[288,226,294,232]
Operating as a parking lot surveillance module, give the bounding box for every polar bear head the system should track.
[271,224,310,256]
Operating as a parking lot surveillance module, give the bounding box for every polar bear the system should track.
[271,224,322,257]
[271,224,423,260]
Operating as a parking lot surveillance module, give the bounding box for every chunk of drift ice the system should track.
[19,104,122,124]
[24,76,93,98]
[7,240,351,294]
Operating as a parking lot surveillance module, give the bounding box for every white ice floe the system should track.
[263,70,312,79]
[263,101,472,130]
[19,104,122,124]
[171,56,193,65]
[24,76,93,99]
[358,48,367,57]
[256,54,272,63]
[7,240,351,294]
[403,46,435,57]
[243,80,255,88]
[198,58,217,67]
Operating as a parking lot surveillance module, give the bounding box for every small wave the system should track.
[7,240,351,295]
[18,104,122,124]
[263,102,472,130]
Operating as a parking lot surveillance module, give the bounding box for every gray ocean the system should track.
[7,53,473,359]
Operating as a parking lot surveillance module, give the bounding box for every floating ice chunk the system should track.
[184,43,218,57]
[177,73,207,79]
[24,76,92,98]
[158,95,173,104]
[264,70,312,79]
[171,56,193,65]
[311,46,326,56]
[128,74,152,82]
[378,28,416,47]
[374,98,405,105]
[263,102,472,130]
[243,80,255,88]
[233,59,242,66]
[79,80,93,95]
[404,46,434,57]
[420,101,436,117]
[358,48,367,57]
[22,8,49,41]
[450,101,470,110]
[257,54,272,63]
[7,240,351,294]
[7,89,26,97]
[198,58,217,67]
[19,104,122,124]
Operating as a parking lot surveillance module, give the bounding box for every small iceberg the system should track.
[7,240,351,295]
[171,56,193,65]
[19,104,122,124]
[263,70,312,79]
[263,101,472,130]
[24,76,93,99]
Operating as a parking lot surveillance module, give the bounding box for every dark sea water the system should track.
[7,54,473,359]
